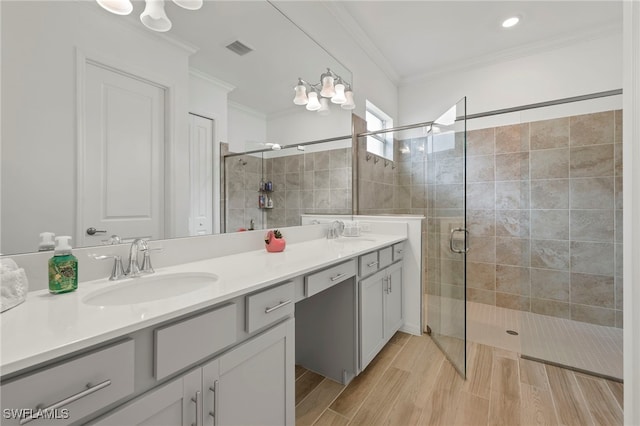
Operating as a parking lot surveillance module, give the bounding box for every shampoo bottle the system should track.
[48,236,78,294]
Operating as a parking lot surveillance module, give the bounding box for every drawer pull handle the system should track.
[19,379,111,425]
[330,273,347,282]
[191,390,203,426]
[366,261,379,267]
[396,249,404,254]
[209,380,219,425]
[265,300,292,313]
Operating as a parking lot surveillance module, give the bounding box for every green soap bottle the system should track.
[48,236,78,294]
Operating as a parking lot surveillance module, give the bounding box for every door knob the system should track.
[86,227,107,236]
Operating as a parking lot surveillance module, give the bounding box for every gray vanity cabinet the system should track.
[359,259,404,371]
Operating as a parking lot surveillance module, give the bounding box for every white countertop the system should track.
[0,233,405,377]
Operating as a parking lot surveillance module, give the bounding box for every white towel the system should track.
[1,258,29,313]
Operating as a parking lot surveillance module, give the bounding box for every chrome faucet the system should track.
[126,238,148,277]
[327,220,345,239]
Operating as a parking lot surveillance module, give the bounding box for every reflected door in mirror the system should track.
[81,62,165,246]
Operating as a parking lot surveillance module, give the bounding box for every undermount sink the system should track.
[83,272,219,306]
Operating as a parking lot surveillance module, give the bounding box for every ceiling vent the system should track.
[225,40,253,56]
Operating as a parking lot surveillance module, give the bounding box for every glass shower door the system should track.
[425,97,467,377]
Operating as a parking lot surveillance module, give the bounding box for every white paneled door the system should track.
[188,114,214,236]
[80,62,165,246]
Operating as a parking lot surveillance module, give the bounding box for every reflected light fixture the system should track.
[502,16,520,28]
[293,68,356,115]
[96,0,203,32]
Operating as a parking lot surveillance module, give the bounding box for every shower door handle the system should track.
[449,228,470,254]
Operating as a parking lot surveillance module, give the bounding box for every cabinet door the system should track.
[217,318,294,426]
[92,369,201,426]
[359,270,386,370]
[384,262,404,339]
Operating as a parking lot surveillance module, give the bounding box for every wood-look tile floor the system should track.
[295,332,624,426]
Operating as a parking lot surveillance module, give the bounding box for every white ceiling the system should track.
[333,1,623,83]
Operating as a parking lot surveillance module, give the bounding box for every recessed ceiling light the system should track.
[502,16,520,28]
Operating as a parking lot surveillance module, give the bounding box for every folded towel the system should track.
[1,258,29,313]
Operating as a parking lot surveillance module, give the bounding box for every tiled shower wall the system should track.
[462,110,623,327]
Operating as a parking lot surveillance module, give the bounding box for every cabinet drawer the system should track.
[246,281,294,333]
[155,303,237,380]
[305,259,356,297]
[392,242,405,261]
[379,247,393,268]
[1,339,134,426]
[358,251,379,277]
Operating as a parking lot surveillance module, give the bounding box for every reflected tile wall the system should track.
[457,110,622,327]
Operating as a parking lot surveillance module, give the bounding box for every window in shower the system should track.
[365,100,394,160]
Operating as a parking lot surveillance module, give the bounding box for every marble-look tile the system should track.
[570,177,614,209]
[615,176,623,210]
[394,172,411,187]
[569,210,614,242]
[530,210,569,240]
[530,117,569,150]
[301,171,314,190]
[467,182,496,210]
[570,144,614,178]
[411,185,427,209]
[530,239,570,271]
[615,276,623,311]
[571,304,615,327]
[466,127,495,156]
[393,184,411,210]
[300,190,314,210]
[570,111,615,146]
[571,273,614,308]
[495,123,529,153]
[615,243,623,277]
[614,143,623,177]
[467,288,496,305]
[530,148,569,179]
[303,152,315,171]
[330,149,348,169]
[530,179,569,209]
[313,170,331,189]
[496,293,530,311]
[467,209,496,237]
[285,155,302,173]
[330,168,348,189]
[614,109,623,144]
[615,310,623,328]
[467,262,496,290]
[285,209,300,227]
[495,237,530,267]
[285,172,301,190]
[467,236,496,264]
[466,155,494,183]
[495,210,530,237]
[495,152,529,181]
[615,210,623,243]
[330,189,350,210]
[530,268,570,301]
[496,181,529,210]
[440,259,465,286]
[314,151,331,170]
[496,265,530,296]
[411,161,425,185]
[570,241,615,276]
[435,184,464,209]
[314,189,331,209]
[285,190,300,209]
[531,298,571,319]
[436,156,464,184]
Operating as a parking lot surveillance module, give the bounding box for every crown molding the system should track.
[402,22,622,85]
[189,68,236,93]
[321,1,401,86]
[228,101,267,120]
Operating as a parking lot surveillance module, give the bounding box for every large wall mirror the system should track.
[1,0,353,255]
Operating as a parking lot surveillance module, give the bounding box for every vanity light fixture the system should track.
[293,68,356,114]
[96,0,203,33]
[502,16,520,28]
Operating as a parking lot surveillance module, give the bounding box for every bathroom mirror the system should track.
[0,0,353,255]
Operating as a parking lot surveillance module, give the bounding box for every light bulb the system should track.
[502,16,520,28]
[96,0,133,15]
[341,90,356,110]
[306,92,321,111]
[140,0,172,32]
[331,83,346,104]
[320,74,335,98]
[172,0,203,10]
[318,98,331,116]
[293,84,308,105]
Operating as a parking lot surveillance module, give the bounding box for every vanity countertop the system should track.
[0,233,406,377]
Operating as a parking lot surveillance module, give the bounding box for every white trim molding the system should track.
[623,2,639,424]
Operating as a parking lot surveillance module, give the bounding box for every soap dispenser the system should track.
[48,236,78,294]
[38,232,55,251]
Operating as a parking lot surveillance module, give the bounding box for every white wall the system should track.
[0,1,191,254]
[228,102,267,153]
[266,107,352,147]
[399,32,623,124]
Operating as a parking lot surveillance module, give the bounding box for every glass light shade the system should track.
[341,90,356,110]
[331,83,346,104]
[172,0,203,10]
[318,98,331,116]
[306,92,321,111]
[320,75,335,98]
[96,0,133,15]
[140,0,172,32]
[293,85,308,105]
